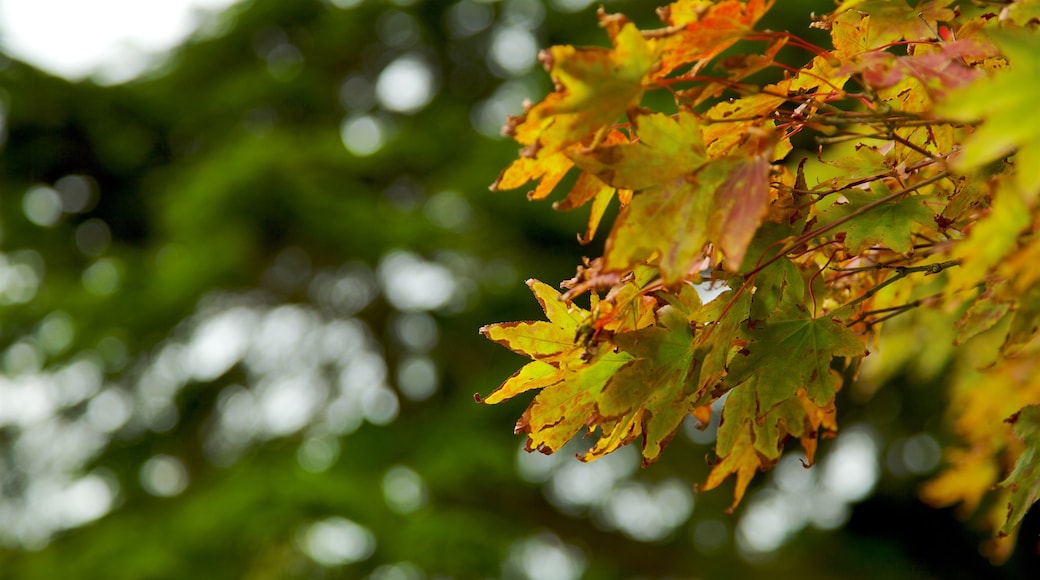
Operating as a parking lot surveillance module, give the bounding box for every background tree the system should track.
[0,0,1036,578]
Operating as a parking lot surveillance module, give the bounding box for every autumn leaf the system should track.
[507,20,652,157]
[491,151,575,200]
[602,150,773,283]
[650,0,773,79]
[921,446,1001,516]
[944,177,1031,299]
[845,39,994,97]
[953,285,1011,346]
[713,137,773,269]
[482,0,1040,547]
[939,28,1040,200]
[587,305,703,463]
[836,0,955,48]
[998,405,1040,536]
[480,279,587,362]
[568,111,705,191]
[701,413,762,511]
[478,280,637,453]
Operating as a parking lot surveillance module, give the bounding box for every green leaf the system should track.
[817,185,934,254]
[592,306,701,462]
[999,405,1040,536]
[727,299,867,409]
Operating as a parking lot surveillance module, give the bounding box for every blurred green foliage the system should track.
[0,0,1035,578]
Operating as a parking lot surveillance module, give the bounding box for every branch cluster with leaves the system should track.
[478,0,1040,559]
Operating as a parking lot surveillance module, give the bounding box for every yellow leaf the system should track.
[701,425,762,511]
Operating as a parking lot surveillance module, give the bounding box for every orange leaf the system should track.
[508,21,652,157]
[651,0,773,79]
[491,151,574,200]
[701,425,762,511]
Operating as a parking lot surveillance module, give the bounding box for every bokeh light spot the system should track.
[340,115,386,156]
[506,533,586,580]
[23,186,62,227]
[299,517,376,567]
[55,174,98,213]
[376,54,437,114]
[75,219,112,257]
[447,0,493,38]
[298,436,341,473]
[82,259,121,295]
[489,26,538,75]
[396,356,438,401]
[382,465,427,514]
[140,454,189,497]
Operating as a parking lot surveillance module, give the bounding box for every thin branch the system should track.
[747,171,953,281]
[842,260,958,310]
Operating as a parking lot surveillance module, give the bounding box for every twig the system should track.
[843,260,958,310]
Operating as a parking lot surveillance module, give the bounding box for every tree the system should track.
[480,0,1040,565]
[1,0,1038,578]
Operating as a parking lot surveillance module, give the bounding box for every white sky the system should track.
[0,0,243,83]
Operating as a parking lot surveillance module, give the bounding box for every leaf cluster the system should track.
[480,0,1040,557]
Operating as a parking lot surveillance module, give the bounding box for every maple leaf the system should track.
[586,305,703,463]
[726,261,867,409]
[939,28,1040,201]
[701,416,762,511]
[650,0,773,79]
[603,173,714,285]
[998,405,1040,536]
[817,185,935,254]
[944,177,1030,300]
[712,137,773,268]
[602,146,773,283]
[953,285,1011,346]
[491,151,575,201]
[508,20,652,158]
[551,171,620,244]
[921,447,1001,516]
[480,279,587,362]
[836,0,955,47]
[478,280,638,453]
[845,40,994,98]
[569,111,706,191]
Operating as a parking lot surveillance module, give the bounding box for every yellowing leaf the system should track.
[944,177,1030,299]
[998,405,1040,536]
[713,141,772,269]
[921,447,1000,515]
[509,21,652,157]
[702,415,762,511]
[480,279,585,361]
[603,151,774,284]
[939,29,1040,200]
[491,151,574,200]
[604,174,713,285]
[840,0,955,48]
[651,0,773,79]
[569,111,706,191]
[587,306,703,463]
